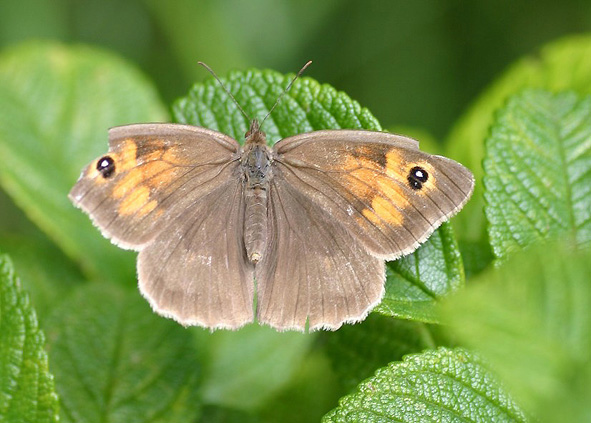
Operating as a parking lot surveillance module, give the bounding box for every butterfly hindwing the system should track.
[255,174,385,331]
[137,179,255,329]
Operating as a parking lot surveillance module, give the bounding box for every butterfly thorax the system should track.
[242,122,273,264]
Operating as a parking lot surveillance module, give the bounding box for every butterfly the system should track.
[69,69,474,332]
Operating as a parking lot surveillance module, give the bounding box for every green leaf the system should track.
[173,67,382,142]
[199,325,313,410]
[374,222,464,322]
[44,282,201,423]
[441,241,591,422]
[174,69,465,323]
[324,314,443,392]
[0,254,59,422]
[323,347,527,423]
[447,34,591,243]
[0,41,168,283]
[484,90,591,258]
[458,238,494,279]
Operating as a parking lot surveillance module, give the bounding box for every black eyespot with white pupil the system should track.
[407,166,428,190]
[97,156,115,178]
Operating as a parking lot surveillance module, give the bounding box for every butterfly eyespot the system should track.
[97,156,115,178]
[407,166,428,190]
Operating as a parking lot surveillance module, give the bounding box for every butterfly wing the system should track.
[70,123,254,328]
[254,129,474,331]
[255,176,385,331]
[271,129,474,260]
[69,123,241,249]
[137,179,254,329]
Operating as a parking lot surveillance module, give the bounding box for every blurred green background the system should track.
[2,0,590,139]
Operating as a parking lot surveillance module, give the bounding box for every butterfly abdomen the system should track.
[242,142,272,264]
[244,186,268,263]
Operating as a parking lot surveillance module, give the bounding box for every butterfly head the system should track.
[197,61,311,149]
[245,119,267,146]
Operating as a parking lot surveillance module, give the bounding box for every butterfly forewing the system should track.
[272,130,474,260]
[69,124,241,249]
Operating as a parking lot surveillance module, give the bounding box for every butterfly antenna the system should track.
[260,60,312,126]
[198,61,251,122]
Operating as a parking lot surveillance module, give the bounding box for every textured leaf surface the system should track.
[323,347,527,423]
[173,67,382,142]
[447,35,591,242]
[45,283,201,423]
[442,241,591,422]
[0,254,59,422]
[375,222,464,322]
[0,41,168,283]
[175,70,465,322]
[484,90,591,258]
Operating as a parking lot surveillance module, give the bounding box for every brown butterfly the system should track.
[69,67,474,331]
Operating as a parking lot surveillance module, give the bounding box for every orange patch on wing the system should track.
[341,153,383,200]
[361,208,381,226]
[110,141,181,217]
[383,149,407,182]
[143,161,176,188]
[118,186,151,216]
[115,139,138,172]
[138,199,158,217]
[113,161,172,198]
[376,176,408,207]
[369,196,403,226]
[342,147,444,228]
[347,168,376,198]
[113,171,142,198]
